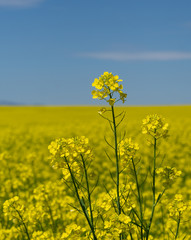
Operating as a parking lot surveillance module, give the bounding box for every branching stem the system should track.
[15,209,30,240]
[146,136,157,239]
[65,157,97,240]
[81,154,94,227]
[131,158,144,239]
[175,218,180,239]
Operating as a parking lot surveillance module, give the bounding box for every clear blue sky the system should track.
[0,0,191,105]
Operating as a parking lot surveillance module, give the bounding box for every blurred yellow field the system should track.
[0,105,191,239]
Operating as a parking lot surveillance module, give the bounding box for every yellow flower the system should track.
[119,91,127,103]
[107,98,116,106]
[142,114,169,139]
[98,107,107,115]
[168,194,188,219]
[119,138,139,167]
[118,213,131,224]
[156,166,182,188]
[92,72,127,105]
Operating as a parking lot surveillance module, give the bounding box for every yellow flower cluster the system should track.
[3,196,24,221]
[61,223,86,239]
[103,213,132,238]
[142,114,169,139]
[92,72,127,105]
[168,194,190,219]
[119,138,139,167]
[48,136,93,178]
[0,227,21,240]
[156,166,182,188]
[31,231,54,240]
[96,183,136,216]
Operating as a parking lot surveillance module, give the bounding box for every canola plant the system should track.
[0,72,191,239]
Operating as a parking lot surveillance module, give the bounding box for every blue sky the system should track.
[0,0,191,105]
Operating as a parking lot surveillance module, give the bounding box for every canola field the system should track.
[0,105,191,240]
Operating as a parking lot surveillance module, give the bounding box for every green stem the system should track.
[38,220,44,232]
[175,218,180,239]
[65,157,97,240]
[153,137,156,204]
[44,195,56,233]
[130,231,134,240]
[81,154,94,226]
[16,209,30,240]
[146,136,157,239]
[111,103,122,240]
[131,158,144,239]
[111,104,121,215]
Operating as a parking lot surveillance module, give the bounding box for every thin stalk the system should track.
[81,155,94,226]
[146,136,157,239]
[65,157,97,240]
[175,218,180,239]
[44,195,56,233]
[131,158,144,239]
[153,137,157,204]
[111,104,121,215]
[38,220,44,232]
[16,209,30,240]
[110,103,122,240]
[130,231,134,240]
[131,209,143,227]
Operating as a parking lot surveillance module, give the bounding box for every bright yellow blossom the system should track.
[119,138,139,167]
[142,114,169,139]
[92,72,127,105]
